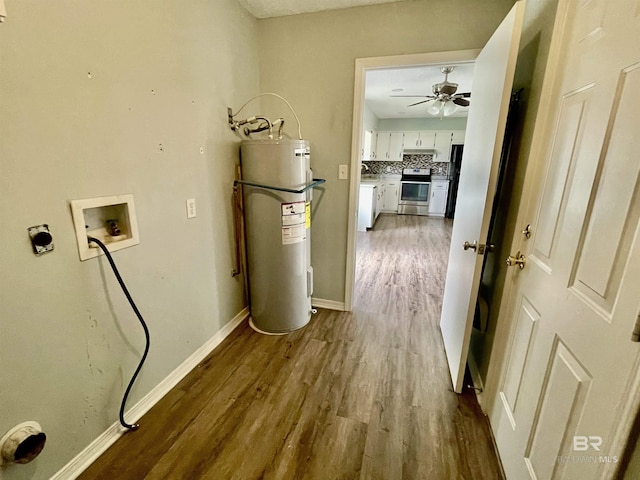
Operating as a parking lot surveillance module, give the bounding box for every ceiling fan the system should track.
[392,66,471,116]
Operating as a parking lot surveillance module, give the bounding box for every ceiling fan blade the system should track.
[452,97,470,107]
[455,92,471,98]
[407,99,434,107]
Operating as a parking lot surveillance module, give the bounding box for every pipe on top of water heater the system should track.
[228,92,303,140]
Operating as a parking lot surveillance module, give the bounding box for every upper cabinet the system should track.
[362,129,375,161]
[434,131,453,162]
[403,131,436,151]
[432,129,466,162]
[364,128,465,162]
[374,131,404,161]
[388,132,404,161]
[451,130,466,145]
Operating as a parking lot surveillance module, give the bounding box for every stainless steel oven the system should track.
[398,168,431,216]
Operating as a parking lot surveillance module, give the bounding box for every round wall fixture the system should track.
[0,421,46,466]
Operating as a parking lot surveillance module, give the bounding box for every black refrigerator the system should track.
[445,144,463,218]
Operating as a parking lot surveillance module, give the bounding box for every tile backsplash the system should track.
[362,154,449,176]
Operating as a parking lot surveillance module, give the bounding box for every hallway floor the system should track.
[80,214,503,479]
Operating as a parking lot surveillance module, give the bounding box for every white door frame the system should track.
[481,0,640,473]
[344,49,481,311]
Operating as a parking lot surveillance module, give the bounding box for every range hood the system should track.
[403,147,437,153]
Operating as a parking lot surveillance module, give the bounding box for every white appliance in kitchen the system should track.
[398,168,431,216]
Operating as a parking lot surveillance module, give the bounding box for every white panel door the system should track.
[440,1,526,393]
[490,0,640,478]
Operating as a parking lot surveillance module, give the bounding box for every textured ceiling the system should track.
[237,0,407,18]
[366,63,475,119]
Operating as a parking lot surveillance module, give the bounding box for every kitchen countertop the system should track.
[360,174,402,182]
[361,174,446,182]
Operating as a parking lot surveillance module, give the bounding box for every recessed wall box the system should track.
[71,194,140,261]
[28,224,54,255]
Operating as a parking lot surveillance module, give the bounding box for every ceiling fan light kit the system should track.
[443,101,459,116]
[391,66,471,116]
[427,100,442,115]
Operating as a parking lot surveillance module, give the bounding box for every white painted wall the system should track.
[362,103,379,133]
[257,0,516,302]
[0,1,258,478]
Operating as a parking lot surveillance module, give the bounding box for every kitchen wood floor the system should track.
[80,213,503,480]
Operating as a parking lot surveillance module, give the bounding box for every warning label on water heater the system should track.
[281,201,307,245]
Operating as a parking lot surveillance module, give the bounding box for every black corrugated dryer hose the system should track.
[88,236,151,431]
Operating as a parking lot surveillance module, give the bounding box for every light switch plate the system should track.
[186,198,197,218]
[338,164,348,180]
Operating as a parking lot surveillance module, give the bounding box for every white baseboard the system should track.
[311,297,345,311]
[51,307,249,480]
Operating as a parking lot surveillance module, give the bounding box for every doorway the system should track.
[352,61,472,313]
[345,50,480,311]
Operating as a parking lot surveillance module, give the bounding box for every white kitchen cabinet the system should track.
[388,133,404,161]
[375,182,386,218]
[383,180,400,212]
[451,130,465,145]
[358,182,385,230]
[402,131,436,151]
[428,180,449,215]
[362,129,374,161]
[375,131,404,161]
[370,131,378,160]
[373,131,387,160]
[434,131,453,162]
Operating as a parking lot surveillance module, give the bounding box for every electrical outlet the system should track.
[186,198,196,219]
[338,164,348,180]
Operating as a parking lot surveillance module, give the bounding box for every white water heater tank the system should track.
[240,138,314,334]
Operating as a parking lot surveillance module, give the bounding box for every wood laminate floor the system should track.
[80,214,503,480]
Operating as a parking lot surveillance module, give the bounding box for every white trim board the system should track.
[51,307,250,480]
[311,297,346,311]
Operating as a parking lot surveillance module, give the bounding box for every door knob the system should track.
[463,241,477,251]
[464,241,495,255]
[506,251,526,269]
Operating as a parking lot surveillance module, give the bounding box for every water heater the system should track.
[240,138,315,334]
